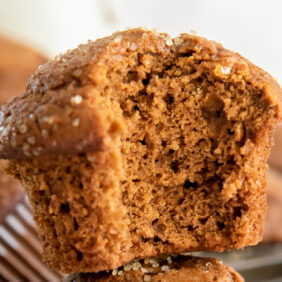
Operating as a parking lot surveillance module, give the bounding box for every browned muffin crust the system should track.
[65,255,244,282]
[0,29,280,159]
[0,28,281,273]
[263,168,282,242]
[0,35,47,104]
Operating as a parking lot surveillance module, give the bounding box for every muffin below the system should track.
[65,255,244,282]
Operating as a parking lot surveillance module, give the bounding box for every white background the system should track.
[0,0,281,84]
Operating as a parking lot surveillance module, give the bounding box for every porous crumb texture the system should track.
[1,28,281,273]
[65,255,244,282]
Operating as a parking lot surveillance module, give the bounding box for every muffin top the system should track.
[0,28,280,160]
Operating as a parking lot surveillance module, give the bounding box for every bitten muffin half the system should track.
[0,28,281,273]
[65,255,244,282]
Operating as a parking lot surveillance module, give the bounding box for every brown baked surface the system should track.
[0,35,47,103]
[263,168,282,242]
[0,28,281,273]
[268,124,282,171]
[65,255,244,282]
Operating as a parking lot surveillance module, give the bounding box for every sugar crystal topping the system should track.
[110,255,176,278]
[114,35,123,43]
[132,261,142,270]
[42,116,55,124]
[72,118,80,127]
[72,69,82,77]
[141,267,149,273]
[165,37,173,46]
[117,270,123,276]
[41,129,49,139]
[123,263,132,272]
[221,66,231,74]
[112,268,118,276]
[161,265,170,272]
[144,274,152,281]
[206,262,212,267]
[173,36,184,45]
[167,256,172,264]
[27,136,36,144]
[19,124,27,134]
[71,95,83,105]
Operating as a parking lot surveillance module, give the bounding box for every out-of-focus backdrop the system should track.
[0,1,281,282]
[0,0,282,84]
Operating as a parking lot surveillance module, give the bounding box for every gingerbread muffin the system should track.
[263,168,282,242]
[0,28,281,273]
[0,35,47,103]
[65,255,244,282]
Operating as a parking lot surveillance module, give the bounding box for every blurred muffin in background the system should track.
[263,168,282,243]
[0,35,47,217]
[268,124,282,171]
[0,160,23,221]
[0,35,46,103]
